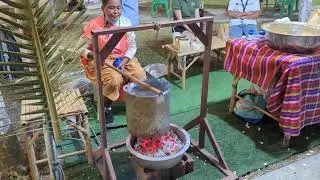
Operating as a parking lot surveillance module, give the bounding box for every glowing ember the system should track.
[134,130,184,157]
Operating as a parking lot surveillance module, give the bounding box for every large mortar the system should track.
[126,124,191,170]
[123,78,171,137]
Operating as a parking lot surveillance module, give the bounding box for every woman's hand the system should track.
[120,57,129,70]
[87,51,94,61]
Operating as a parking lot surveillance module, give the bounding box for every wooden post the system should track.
[26,133,40,180]
[181,56,187,89]
[43,123,54,179]
[82,114,93,166]
[229,76,240,112]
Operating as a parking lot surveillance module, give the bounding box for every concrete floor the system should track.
[254,154,320,180]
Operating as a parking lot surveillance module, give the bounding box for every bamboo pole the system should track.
[82,114,93,166]
[24,0,62,141]
[26,133,40,180]
[43,123,54,179]
[65,119,88,135]
[36,150,87,164]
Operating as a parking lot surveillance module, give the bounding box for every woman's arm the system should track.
[173,9,193,32]
[241,11,260,19]
[227,10,248,18]
[124,31,137,59]
[120,17,137,68]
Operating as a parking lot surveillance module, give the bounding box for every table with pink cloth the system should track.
[224,38,320,137]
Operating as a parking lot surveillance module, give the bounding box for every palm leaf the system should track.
[0,61,37,68]
[0,38,34,50]
[0,26,31,41]
[36,3,55,27]
[9,87,41,95]
[0,0,86,137]
[0,8,29,20]
[31,0,41,9]
[0,0,25,9]
[42,14,87,53]
[0,16,30,31]
[0,79,40,88]
[0,49,35,59]
[0,1,89,176]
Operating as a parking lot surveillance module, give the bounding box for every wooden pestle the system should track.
[104,62,163,95]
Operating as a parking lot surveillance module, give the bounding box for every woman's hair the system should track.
[102,0,109,6]
[102,0,122,6]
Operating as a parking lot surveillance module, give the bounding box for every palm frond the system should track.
[36,3,55,27]
[31,0,41,9]
[9,87,42,95]
[0,8,29,20]
[0,0,25,9]
[0,61,37,68]
[38,3,71,36]
[20,108,47,117]
[0,16,30,31]
[0,38,34,50]
[0,70,38,76]
[0,0,87,147]
[0,49,35,59]
[34,0,49,17]
[42,14,87,53]
[0,26,31,41]
[0,80,40,88]
[41,9,85,39]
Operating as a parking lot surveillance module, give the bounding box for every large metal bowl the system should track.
[261,22,320,53]
[126,124,190,170]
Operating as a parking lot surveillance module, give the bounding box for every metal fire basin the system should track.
[126,124,191,170]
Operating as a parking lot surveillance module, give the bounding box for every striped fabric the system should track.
[224,39,320,136]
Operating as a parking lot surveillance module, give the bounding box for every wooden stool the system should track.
[22,89,93,179]
[132,154,194,180]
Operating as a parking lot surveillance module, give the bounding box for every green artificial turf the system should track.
[64,69,320,180]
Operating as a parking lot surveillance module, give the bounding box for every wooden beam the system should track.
[93,17,214,36]
[99,33,125,62]
[187,23,208,46]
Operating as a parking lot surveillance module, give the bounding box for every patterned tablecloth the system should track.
[224,38,320,136]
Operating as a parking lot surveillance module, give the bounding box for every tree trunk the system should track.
[299,0,313,22]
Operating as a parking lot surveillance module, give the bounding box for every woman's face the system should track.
[102,0,122,22]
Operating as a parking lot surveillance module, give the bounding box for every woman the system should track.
[80,0,146,124]
[122,0,140,26]
[226,0,261,38]
[172,0,200,34]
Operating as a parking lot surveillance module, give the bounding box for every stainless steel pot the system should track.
[124,78,171,137]
[261,22,320,53]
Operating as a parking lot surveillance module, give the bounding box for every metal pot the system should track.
[126,124,191,170]
[123,78,171,137]
[261,22,320,53]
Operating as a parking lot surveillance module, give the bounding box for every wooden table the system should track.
[21,89,93,179]
[162,36,227,89]
[224,38,320,147]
